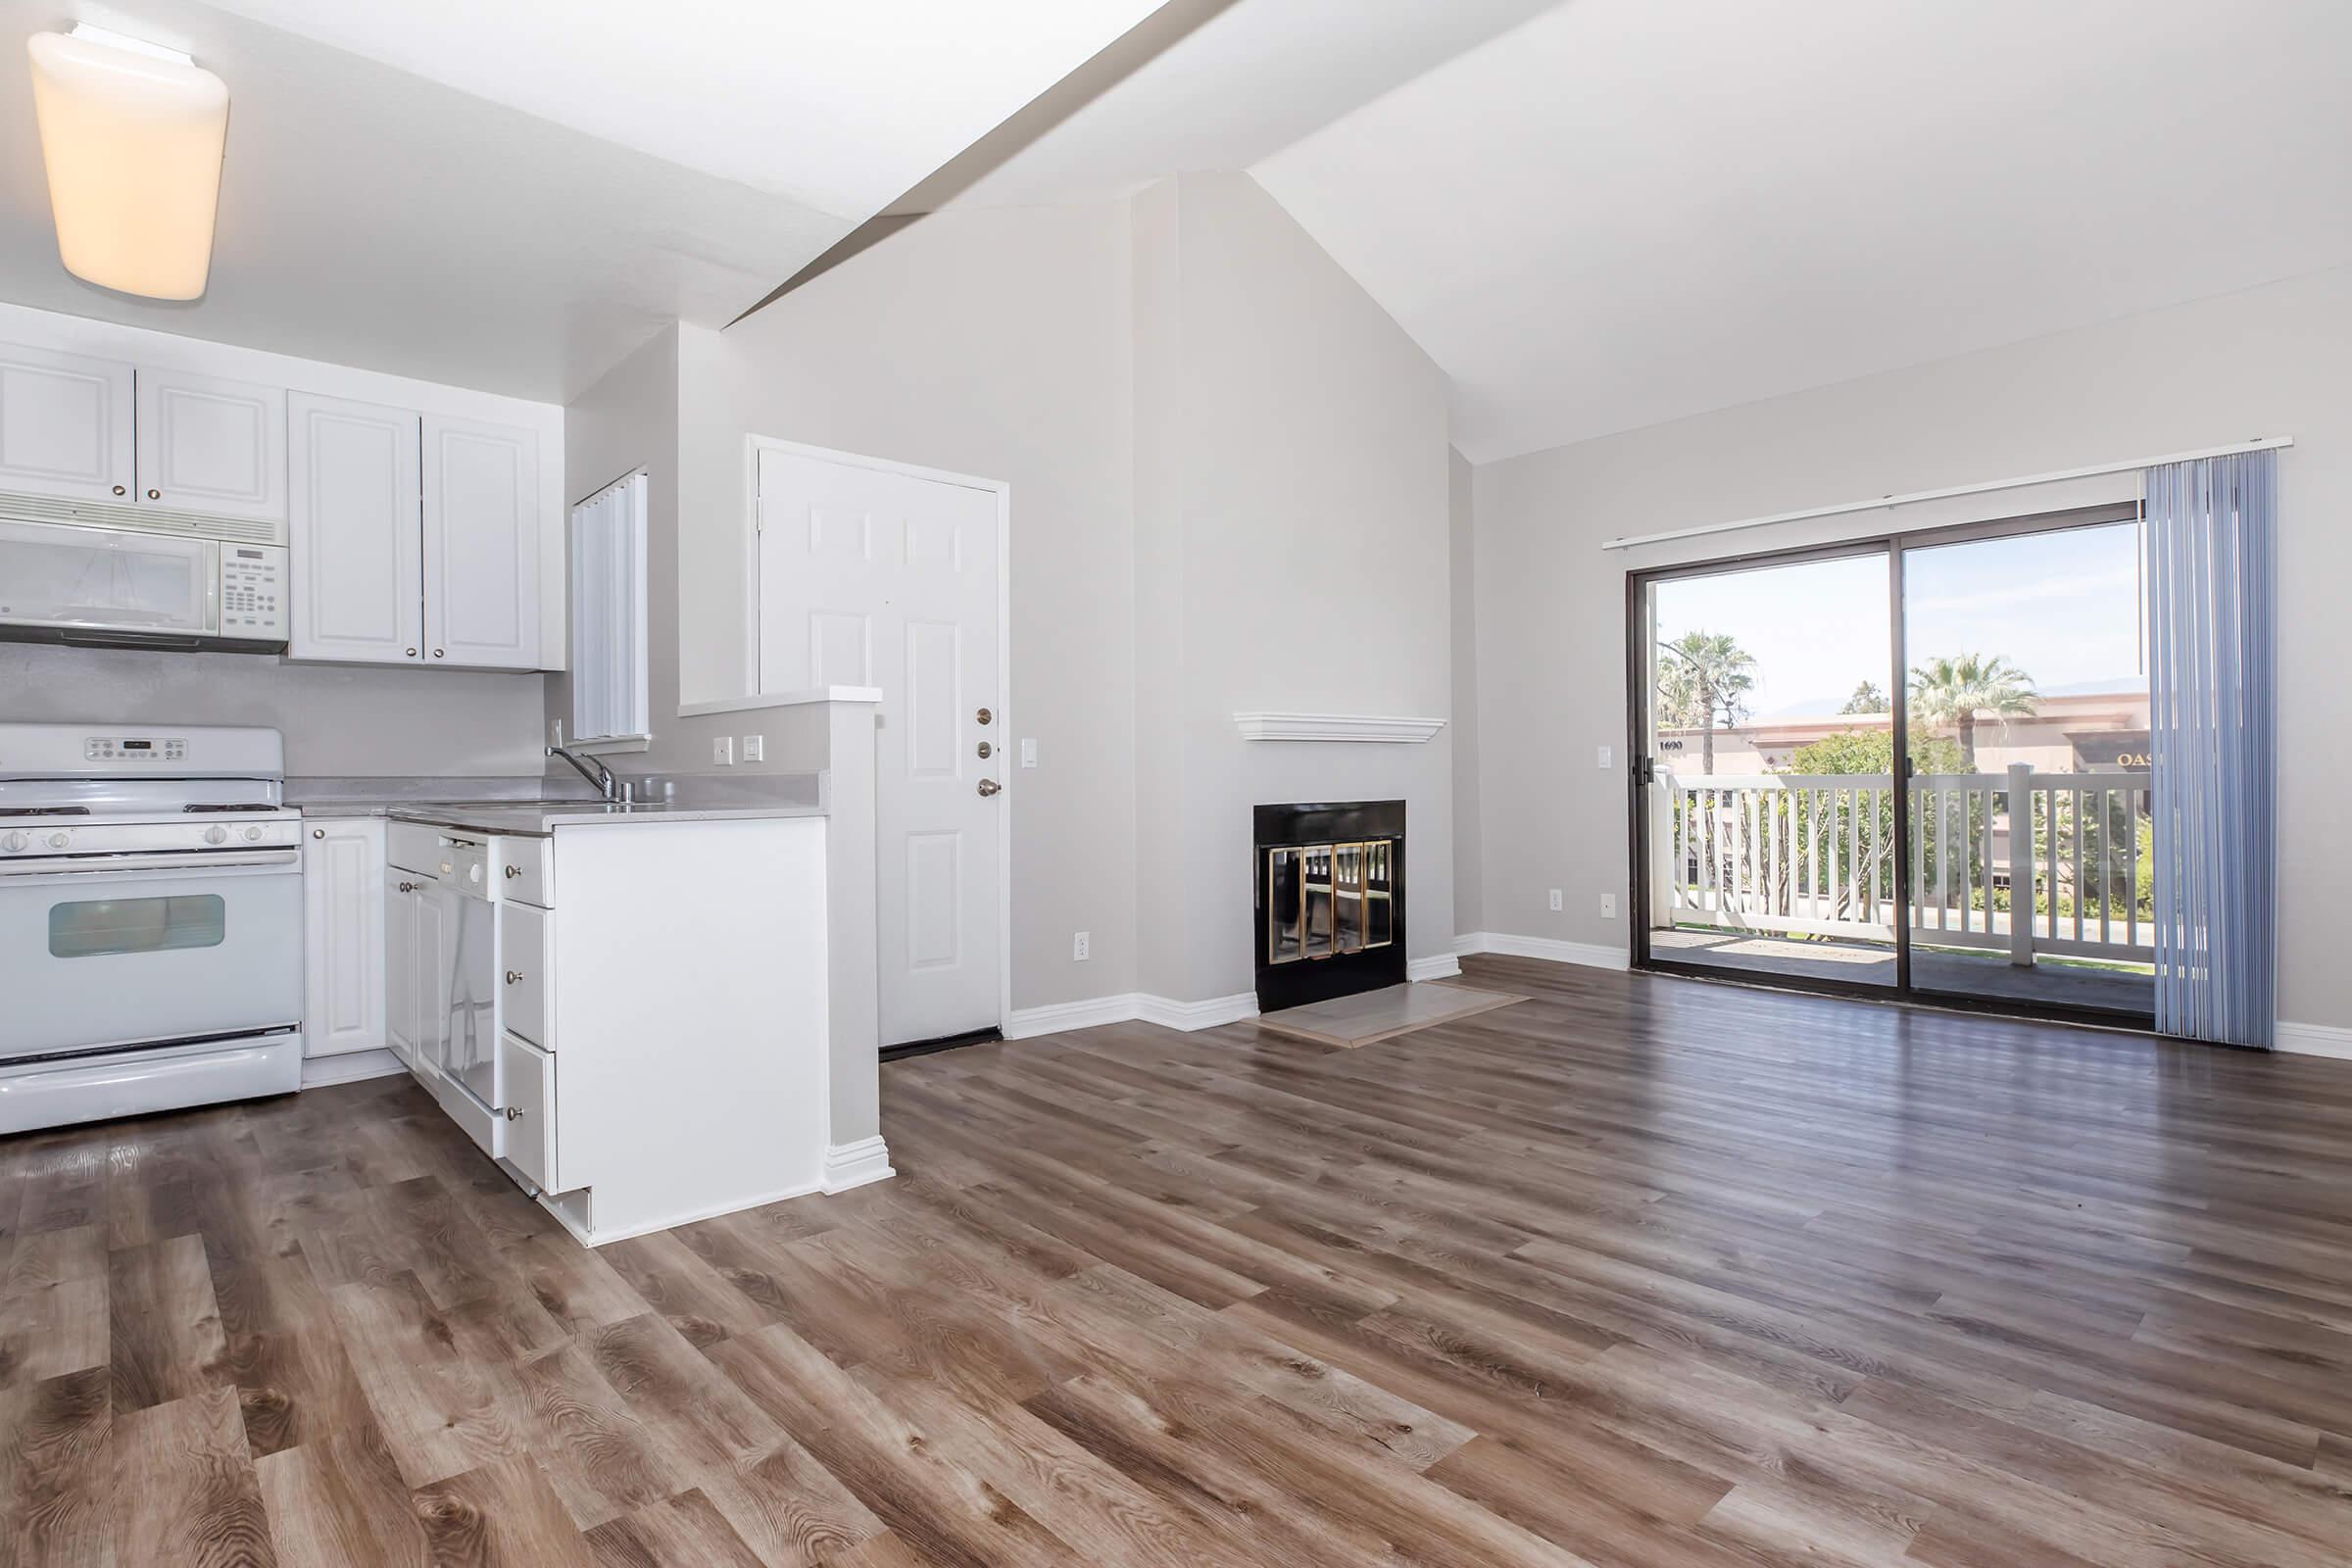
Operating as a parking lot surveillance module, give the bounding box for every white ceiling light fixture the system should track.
[26,24,230,301]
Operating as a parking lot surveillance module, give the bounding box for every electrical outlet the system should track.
[550,718,565,747]
[1597,744,1612,769]
[1599,893,1617,919]
[1072,930,1091,961]
[741,734,764,762]
[1020,738,1037,768]
[1548,889,1564,912]
[711,736,734,766]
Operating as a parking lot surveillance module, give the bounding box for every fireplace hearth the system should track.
[1253,800,1407,1013]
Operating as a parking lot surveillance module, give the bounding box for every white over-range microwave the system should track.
[0,492,288,653]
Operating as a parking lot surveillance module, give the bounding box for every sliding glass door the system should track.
[1635,545,1897,992]
[1630,504,2154,1026]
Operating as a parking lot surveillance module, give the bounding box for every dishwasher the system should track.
[432,833,501,1126]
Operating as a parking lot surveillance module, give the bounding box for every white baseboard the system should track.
[1004,989,1259,1038]
[540,1179,826,1249]
[300,1047,407,1088]
[1407,953,1463,982]
[821,1136,897,1194]
[2276,1020,2352,1059]
[1137,991,1260,1031]
[1454,931,1631,971]
[1004,993,1145,1040]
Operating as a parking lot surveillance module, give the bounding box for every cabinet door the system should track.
[0,342,134,501]
[288,394,423,664]
[385,878,417,1066]
[135,368,288,520]
[421,415,540,668]
[303,821,385,1057]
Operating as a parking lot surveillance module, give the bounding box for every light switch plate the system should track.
[1020,738,1037,768]
[1548,889,1564,911]
[1600,894,1617,918]
[741,735,764,762]
[1596,744,1612,769]
[712,736,734,766]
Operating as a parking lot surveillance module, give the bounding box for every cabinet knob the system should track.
[407,648,418,658]
[146,488,161,500]
[503,1105,524,1120]
[397,880,416,892]
[505,969,524,985]
[505,865,521,879]
[313,828,324,840]
[433,649,445,659]
[112,485,126,496]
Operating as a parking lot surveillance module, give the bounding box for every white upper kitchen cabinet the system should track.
[0,342,134,501]
[422,415,540,669]
[134,368,287,521]
[289,394,424,664]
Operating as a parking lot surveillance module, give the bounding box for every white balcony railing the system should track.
[1654,764,2153,965]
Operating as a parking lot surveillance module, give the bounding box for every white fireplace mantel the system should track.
[1232,712,1447,744]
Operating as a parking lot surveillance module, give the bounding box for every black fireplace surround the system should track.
[1253,800,1407,1013]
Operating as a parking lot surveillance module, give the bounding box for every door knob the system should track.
[975,708,992,725]
[976,741,992,759]
[977,779,1002,797]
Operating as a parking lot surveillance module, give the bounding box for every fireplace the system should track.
[1253,800,1407,1013]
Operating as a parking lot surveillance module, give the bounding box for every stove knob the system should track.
[47,830,71,850]
[204,825,229,845]
[244,825,264,842]
[1,831,26,853]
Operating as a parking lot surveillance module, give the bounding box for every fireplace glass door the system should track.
[1268,839,1394,965]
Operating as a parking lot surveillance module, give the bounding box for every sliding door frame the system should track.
[1624,500,2149,1029]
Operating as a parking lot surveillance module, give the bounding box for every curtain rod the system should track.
[1599,435,2293,552]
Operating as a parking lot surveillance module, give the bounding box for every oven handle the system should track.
[0,850,301,880]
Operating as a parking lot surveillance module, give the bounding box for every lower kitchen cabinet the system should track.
[301,818,384,1056]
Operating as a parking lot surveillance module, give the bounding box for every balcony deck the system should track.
[1650,927,2155,1014]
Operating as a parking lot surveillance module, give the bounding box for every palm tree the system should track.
[1657,631,1755,775]
[1909,653,2036,767]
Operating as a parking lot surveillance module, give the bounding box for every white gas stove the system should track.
[0,723,304,1133]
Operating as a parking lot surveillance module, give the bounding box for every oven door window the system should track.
[48,895,227,958]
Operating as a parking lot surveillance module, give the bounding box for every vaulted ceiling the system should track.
[1252,0,2352,462]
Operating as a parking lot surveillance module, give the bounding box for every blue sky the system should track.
[1653,522,2145,718]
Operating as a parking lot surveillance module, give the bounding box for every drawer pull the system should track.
[505,864,522,879]
[503,1105,524,1120]
[505,969,525,984]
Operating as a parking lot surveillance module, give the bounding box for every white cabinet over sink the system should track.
[422,416,540,669]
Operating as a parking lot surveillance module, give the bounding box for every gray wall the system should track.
[1130,172,1456,1002]
[1466,264,2352,1031]
[1449,446,1484,937]
[2,643,547,775]
[670,202,1141,1012]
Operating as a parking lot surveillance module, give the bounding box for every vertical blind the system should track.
[569,471,649,744]
[2145,449,2276,1047]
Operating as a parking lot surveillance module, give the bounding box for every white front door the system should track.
[756,445,1003,1047]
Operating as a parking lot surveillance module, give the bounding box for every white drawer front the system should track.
[498,1031,556,1190]
[498,835,553,907]
[500,899,551,1048]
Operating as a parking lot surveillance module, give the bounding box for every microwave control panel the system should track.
[220,547,287,639]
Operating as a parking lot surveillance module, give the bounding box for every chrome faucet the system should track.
[547,744,618,802]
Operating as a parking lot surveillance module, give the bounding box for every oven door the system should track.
[0,519,219,640]
[0,854,302,1061]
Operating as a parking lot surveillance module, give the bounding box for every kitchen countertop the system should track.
[296,804,827,841]
[297,799,828,837]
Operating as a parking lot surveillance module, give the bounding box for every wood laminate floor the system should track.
[6,955,2352,1565]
